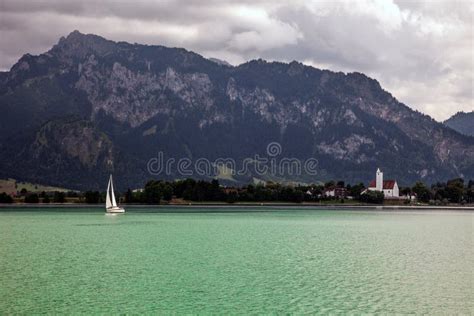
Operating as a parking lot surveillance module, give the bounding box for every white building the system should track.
[367,168,399,198]
[323,186,348,198]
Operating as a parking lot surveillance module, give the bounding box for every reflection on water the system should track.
[75,221,152,227]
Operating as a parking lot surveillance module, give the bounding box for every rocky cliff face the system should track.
[31,119,114,168]
[1,31,473,190]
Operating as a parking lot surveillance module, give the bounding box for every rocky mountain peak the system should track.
[287,61,305,76]
[51,30,117,60]
[444,111,474,136]
[59,30,108,46]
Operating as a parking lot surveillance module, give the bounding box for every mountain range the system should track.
[1,31,473,190]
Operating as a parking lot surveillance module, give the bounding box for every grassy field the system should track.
[0,178,70,195]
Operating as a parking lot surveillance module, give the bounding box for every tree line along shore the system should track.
[1,177,473,206]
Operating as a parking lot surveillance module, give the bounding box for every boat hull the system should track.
[106,207,125,214]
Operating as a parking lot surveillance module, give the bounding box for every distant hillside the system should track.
[1,31,473,190]
[444,111,474,136]
[0,178,69,195]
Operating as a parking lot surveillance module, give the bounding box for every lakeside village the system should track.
[0,169,473,206]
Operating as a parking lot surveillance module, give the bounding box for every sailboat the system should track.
[105,175,125,213]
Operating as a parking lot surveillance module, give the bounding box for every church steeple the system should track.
[376,168,383,191]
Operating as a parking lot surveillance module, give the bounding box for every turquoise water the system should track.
[0,207,472,314]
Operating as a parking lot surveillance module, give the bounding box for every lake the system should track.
[0,207,472,314]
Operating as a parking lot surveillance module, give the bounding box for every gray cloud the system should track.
[0,0,472,120]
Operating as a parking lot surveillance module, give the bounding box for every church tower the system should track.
[376,168,383,191]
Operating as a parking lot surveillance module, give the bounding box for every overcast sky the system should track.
[0,0,472,121]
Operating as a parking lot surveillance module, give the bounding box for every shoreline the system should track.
[1,203,473,211]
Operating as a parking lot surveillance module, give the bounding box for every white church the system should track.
[367,168,399,198]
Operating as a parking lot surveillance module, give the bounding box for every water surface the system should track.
[0,207,472,313]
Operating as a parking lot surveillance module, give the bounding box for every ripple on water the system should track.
[0,209,472,314]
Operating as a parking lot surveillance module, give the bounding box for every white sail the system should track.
[105,174,125,213]
[106,176,112,209]
[110,175,118,207]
